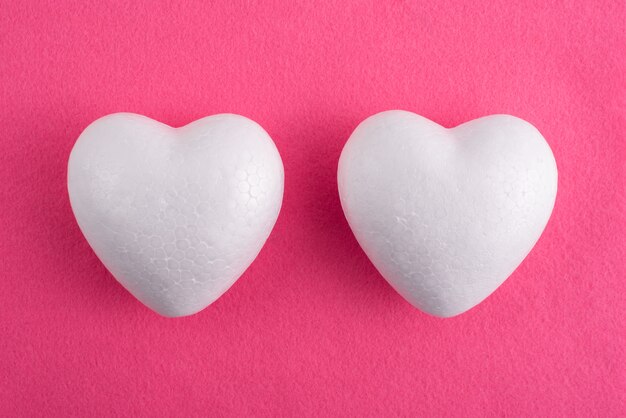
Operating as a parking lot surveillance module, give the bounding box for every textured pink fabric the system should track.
[0,1,624,416]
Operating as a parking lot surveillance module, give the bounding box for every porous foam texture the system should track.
[68,113,284,317]
[338,110,557,317]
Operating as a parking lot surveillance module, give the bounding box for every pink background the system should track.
[1,1,624,416]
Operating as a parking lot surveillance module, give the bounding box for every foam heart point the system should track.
[338,111,557,317]
[68,113,284,317]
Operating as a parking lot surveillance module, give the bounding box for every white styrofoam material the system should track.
[338,111,557,317]
[68,113,284,317]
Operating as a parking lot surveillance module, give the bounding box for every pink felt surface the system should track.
[0,1,624,416]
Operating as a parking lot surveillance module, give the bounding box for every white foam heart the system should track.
[68,113,284,317]
[338,111,557,317]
